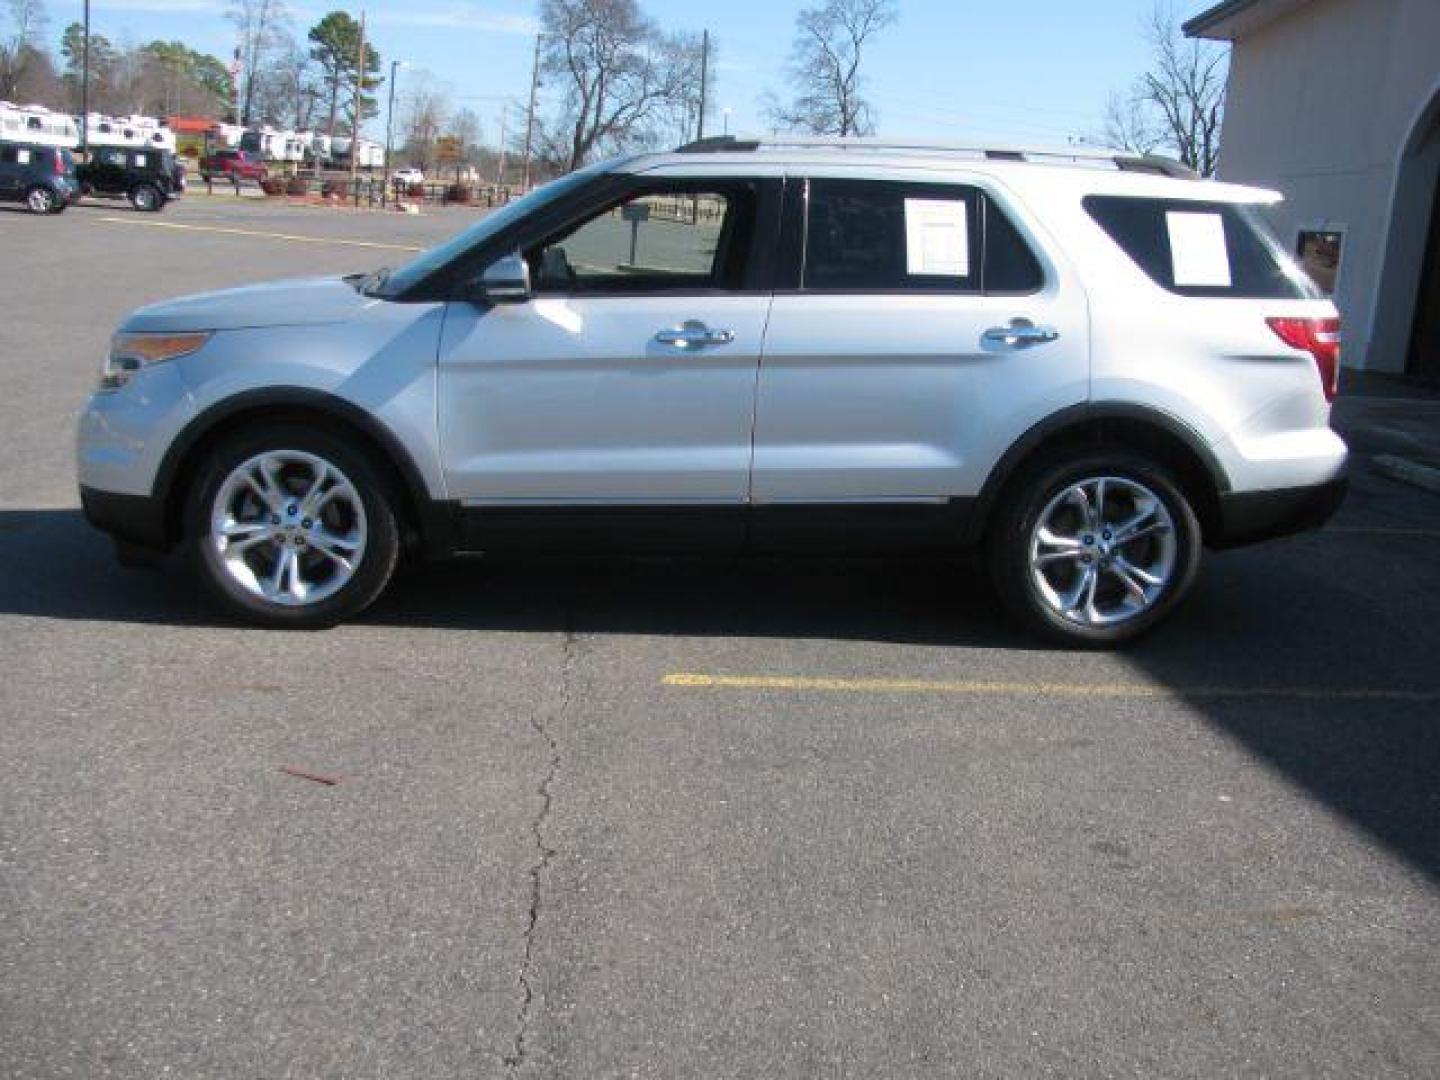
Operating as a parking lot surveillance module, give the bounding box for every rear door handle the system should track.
[655,320,735,348]
[983,318,1059,347]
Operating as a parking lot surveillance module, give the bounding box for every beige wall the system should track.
[1213,0,1440,370]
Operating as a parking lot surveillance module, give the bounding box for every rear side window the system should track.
[805,179,980,292]
[1084,195,1318,299]
[802,179,1044,294]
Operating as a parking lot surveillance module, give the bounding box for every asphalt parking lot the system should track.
[2,194,1439,1079]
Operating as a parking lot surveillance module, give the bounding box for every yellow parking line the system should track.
[96,216,424,252]
[663,672,1440,702]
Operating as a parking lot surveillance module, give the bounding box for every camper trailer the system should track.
[84,114,177,153]
[0,103,80,149]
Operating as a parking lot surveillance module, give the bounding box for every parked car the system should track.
[75,146,183,211]
[77,136,1349,643]
[392,166,424,187]
[199,148,268,183]
[0,141,78,213]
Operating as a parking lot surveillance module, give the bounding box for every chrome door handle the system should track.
[655,321,735,348]
[983,319,1059,347]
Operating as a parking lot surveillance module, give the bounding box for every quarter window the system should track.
[1084,195,1320,300]
[527,185,755,294]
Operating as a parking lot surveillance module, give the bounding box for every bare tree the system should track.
[400,70,449,172]
[1101,90,1163,157]
[540,0,700,170]
[1104,2,1227,176]
[767,0,896,137]
[1,0,50,99]
[256,37,325,129]
[227,0,289,126]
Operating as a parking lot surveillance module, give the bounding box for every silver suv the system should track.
[77,137,1348,645]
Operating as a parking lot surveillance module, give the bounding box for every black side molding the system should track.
[80,485,169,550]
[1211,476,1348,549]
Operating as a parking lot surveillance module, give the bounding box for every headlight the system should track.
[101,331,211,391]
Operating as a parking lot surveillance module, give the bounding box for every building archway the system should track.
[1370,80,1440,377]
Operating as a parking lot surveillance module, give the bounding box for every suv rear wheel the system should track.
[987,451,1202,647]
[130,183,162,212]
[25,185,58,214]
[185,425,401,628]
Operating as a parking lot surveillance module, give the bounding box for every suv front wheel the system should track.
[987,451,1202,647]
[130,183,163,212]
[185,425,401,628]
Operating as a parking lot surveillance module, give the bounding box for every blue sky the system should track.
[52,0,1217,145]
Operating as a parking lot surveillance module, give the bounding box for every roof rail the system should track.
[672,134,1198,180]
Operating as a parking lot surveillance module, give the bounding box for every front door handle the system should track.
[983,318,1060,347]
[655,320,735,348]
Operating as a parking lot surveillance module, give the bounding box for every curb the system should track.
[1372,454,1440,495]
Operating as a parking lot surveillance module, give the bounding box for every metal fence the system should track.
[199,171,524,210]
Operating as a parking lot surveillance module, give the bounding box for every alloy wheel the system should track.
[27,187,54,213]
[209,450,368,607]
[1028,475,1178,628]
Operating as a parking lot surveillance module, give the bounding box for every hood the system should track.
[122,276,377,333]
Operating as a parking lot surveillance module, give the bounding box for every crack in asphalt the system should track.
[503,624,573,1075]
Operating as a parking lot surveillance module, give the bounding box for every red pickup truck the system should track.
[199,149,268,183]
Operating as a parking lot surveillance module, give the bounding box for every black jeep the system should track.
[75,147,185,212]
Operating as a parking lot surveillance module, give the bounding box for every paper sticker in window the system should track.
[904,198,969,277]
[134,153,147,167]
[1166,210,1231,287]
[16,148,30,164]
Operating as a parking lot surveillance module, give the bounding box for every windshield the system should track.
[373,163,609,298]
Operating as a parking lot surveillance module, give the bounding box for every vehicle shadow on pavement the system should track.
[0,507,1017,644]
[3,506,1438,883]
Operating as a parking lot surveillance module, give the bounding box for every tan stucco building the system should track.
[1186,0,1440,377]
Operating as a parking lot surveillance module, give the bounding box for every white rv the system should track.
[0,103,80,148]
[84,114,177,152]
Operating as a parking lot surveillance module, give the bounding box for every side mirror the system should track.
[477,252,530,304]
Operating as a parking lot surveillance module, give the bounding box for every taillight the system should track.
[52,149,63,174]
[1267,316,1341,402]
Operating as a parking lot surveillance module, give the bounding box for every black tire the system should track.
[24,185,57,214]
[986,450,1202,648]
[129,183,162,212]
[184,424,401,629]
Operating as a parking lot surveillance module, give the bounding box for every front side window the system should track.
[527,186,754,294]
[804,178,980,292]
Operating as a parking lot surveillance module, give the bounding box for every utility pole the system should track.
[696,29,709,142]
[384,58,402,199]
[349,9,366,188]
[496,105,507,186]
[521,33,542,190]
[80,0,90,156]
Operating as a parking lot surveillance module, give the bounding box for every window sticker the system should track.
[16,148,30,164]
[134,153,147,167]
[1166,210,1232,287]
[904,197,970,277]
